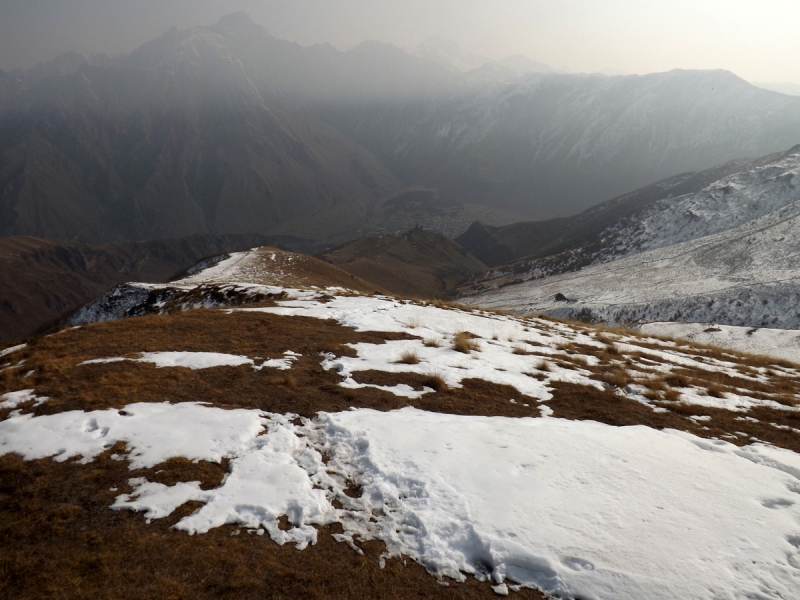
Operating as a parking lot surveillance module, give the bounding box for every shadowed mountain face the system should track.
[317,70,800,220]
[318,228,486,298]
[0,15,402,244]
[2,13,800,245]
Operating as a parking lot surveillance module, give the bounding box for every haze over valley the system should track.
[3,12,800,246]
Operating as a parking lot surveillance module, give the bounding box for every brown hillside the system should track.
[318,228,486,299]
[1,299,798,598]
[180,246,390,295]
[0,234,297,344]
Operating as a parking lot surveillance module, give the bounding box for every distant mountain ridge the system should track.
[460,145,800,329]
[2,13,800,245]
[456,151,787,268]
[318,228,486,298]
[411,36,553,75]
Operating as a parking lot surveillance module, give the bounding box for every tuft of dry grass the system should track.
[452,332,480,354]
[266,374,299,388]
[423,338,442,348]
[396,349,421,365]
[403,316,423,329]
[512,344,535,356]
[663,374,689,388]
[599,368,630,390]
[421,372,448,392]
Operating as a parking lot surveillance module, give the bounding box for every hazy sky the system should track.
[1,0,799,84]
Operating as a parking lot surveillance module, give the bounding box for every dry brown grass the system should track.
[396,349,421,365]
[0,450,546,600]
[403,316,423,329]
[598,368,630,389]
[421,372,448,392]
[423,338,442,348]
[0,311,560,600]
[663,374,689,388]
[452,332,480,354]
[5,302,800,599]
[512,344,536,356]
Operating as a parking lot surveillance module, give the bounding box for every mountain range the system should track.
[459,145,800,329]
[2,12,800,246]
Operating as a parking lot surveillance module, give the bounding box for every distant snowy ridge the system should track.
[639,322,800,363]
[464,146,800,329]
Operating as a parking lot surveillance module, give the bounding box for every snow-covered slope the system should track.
[588,144,800,263]
[6,238,800,598]
[4,280,800,598]
[639,322,800,364]
[462,146,800,329]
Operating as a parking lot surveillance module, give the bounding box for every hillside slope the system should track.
[456,154,782,267]
[2,256,799,599]
[4,15,800,243]
[318,228,486,298]
[0,15,401,244]
[0,234,296,344]
[319,69,800,219]
[460,146,800,328]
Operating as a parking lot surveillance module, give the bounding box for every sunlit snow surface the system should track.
[240,295,604,400]
[79,351,299,371]
[1,404,800,599]
[7,289,800,597]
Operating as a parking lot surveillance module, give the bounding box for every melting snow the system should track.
[0,344,26,359]
[242,296,603,400]
[80,351,300,371]
[1,403,799,599]
[640,322,800,364]
[0,402,265,468]
[0,389,48,410]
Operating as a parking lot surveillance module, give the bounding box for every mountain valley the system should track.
[3,14,800,245]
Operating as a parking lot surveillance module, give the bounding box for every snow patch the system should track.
[3,403,799,598]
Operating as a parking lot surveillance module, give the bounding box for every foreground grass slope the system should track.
[1,251,799,598]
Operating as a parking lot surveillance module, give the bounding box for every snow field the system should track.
[1,403,800,599]
[238,294,800,416]
[242,295,606,401]
[5,289,800,597]
[640,322,800,364]
[0,389,48,411]
[79,350,300,371]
